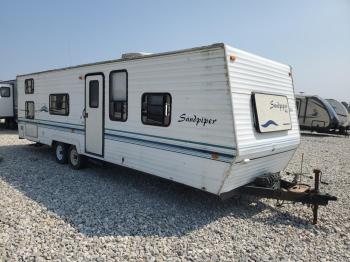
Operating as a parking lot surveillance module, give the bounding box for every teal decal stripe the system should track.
[105,128,235,150]
[18,119,235,162]
[18,118,235,151]
[18,118,84,130]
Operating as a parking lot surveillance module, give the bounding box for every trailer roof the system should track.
[17,43,225,78]
[0,80,15,84]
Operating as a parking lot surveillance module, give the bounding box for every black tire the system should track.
[68,145,85,170]
[54,142,68,164]
[8,119,17,129]
[4,119,9,129]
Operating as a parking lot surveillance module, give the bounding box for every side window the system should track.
[25,79,34,94]
[141,93,171,127]
[89,80,99,108]
[109,70,127,121]
[0,87,10,97]
[25,101,35,119]
[49,94,69,115]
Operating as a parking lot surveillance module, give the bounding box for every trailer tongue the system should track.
[223,169,337,224]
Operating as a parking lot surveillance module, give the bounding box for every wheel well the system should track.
[52,141,69,149]
[51,140,82,154]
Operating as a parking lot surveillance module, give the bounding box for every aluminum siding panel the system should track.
[219,45,300,193]
[225,45,300,159]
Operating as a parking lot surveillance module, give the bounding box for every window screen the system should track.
[49,94,69,115]
[0,87,10,97]
[25,79,34,94]
[109,70,128,121]
[25,101,35,119]
[89,80,99,108]
[141,93,171,126]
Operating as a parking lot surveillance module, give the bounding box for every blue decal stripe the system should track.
[18,118,84,129]
[18,120,235,163]
[18,118,235,151]
[105,128,235,150]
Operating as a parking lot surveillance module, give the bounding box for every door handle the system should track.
[82,109,88,118]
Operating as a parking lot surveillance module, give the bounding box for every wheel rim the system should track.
[70,148,79,166]
[56,145,64,161]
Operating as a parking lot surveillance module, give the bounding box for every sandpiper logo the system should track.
[270,100,289,113]
[40,105,48,112]
[261,120,278,128]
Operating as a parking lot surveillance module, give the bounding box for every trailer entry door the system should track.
[85,74,104,156]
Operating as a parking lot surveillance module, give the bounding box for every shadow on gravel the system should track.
[0,143,310,237]
[0,123,18,135]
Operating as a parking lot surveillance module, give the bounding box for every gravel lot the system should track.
[0,127,349,261]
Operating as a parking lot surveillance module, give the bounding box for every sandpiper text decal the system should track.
[178,113,217,127]
[253,93,292,133]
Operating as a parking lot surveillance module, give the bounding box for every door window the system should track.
[89,80,99,108]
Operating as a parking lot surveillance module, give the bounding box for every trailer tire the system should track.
[68,145,85,170]
[54,142,68,164]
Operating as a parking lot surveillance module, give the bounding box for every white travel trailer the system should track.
[0,80,17,128]
[295,94,340,133]
[17,43,300,198]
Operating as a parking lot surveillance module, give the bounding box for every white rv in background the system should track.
[295,94,341,134]
[326,99,349,130]
[17,43,300,197]
[0,80,17,128]
[341,101,350,122]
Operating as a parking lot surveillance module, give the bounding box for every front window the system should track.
[0,86,10,97]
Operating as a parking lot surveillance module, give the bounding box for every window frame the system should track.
[25,79,34,94]
[89,80,100,108]
[295,98,301,117]
[49,93,70,116]
[0,86,10,97]
[109,69,128,122]
[25,101,35,119]
[141,92,172,127]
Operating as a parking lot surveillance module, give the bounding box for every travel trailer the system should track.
[295,94,341,134]
[326,99,349,131]
[17,43,300,197]
[0,80,17,128]
[341,102,350,122]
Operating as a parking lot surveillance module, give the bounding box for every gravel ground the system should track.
[0,127,349,261]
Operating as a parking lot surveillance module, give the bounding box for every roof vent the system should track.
[121,52,152,59]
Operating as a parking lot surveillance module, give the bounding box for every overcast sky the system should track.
[1,0,349,101]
